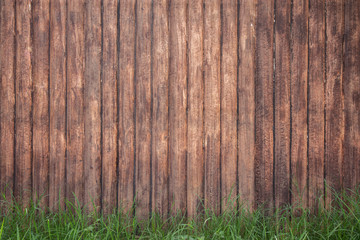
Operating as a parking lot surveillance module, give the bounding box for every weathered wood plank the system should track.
[169,0,187,214]
[152,0,169,217]
[84,0,102,212]
[274,0,291,208]
[238,0,256,210]
[221,0,237,211]
[66,0,85,206]
[49,0,66,211]
[325,0,344,207]
[255,0,274,210]
[187,0,204,217]
[118,0,135,214]
[0,0,15,202]
[204,0,221,214]
[32,0,50,208]
[135,0,152,219]
[308,0,325,210]
[15,0,32,206]
[290,0,308,208]
[102,0,118,214]
[343,0,360,191]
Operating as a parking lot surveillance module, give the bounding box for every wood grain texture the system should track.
[169,0,187,214]
[238,0,256,210]
[118,0,135,213]
[32,0,50,208]
[308,0,325,210]
[290,0,308,208]
[221,0,237,211]
[0,0,15,202]
[135,0,152,219]
[308,0,326,210]
[49,0,66,211]
[274,0,291,208]
[325,0,344,207]
[152,0,169,217]
[102,0,117,214]
[84,0,101,212]
[15,0,32,206]
[204,0,221,214]
[187,0,204,217]
[343,0,360,191]
[66,0,85,205]
[255,0,274,210]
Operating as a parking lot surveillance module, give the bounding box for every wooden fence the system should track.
[0,0,359,217]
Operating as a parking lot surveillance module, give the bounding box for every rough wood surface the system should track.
[32,0,50,208]
[187,0,204,217]
[238,0,256,210]
[255,0,274,210]
[152,0,169,217]
[290,0,308,209]
[66,0,85,206]
[15,0,33,207]
[169,0,187,214]
[221,0,238,211]
[274,0,291,208]
[204,0,221,214]
[102,0,118,214]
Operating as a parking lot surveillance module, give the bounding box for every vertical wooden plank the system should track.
[274,0,291,208]
[187,0,204,217]
[221,0,237,211]
[152,0,169,217]
[66,0,85,206]
[102,0,117,214]
[49,0,66,211]
[255,0,274,210]
[135,0,152,219]
[290,0,308,208]
[343,0,360,191]
[32,0,49,208]
[0,0,15,201]
[204,0,221,214]
[169,0,187,214]
[238,0,256,210]
[325,0,344,206]
[84,0,101,212]
[118,0,135,213]
[308,0,325,210]
[15,0,32,206]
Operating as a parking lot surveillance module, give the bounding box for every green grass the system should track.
[1,188,360,239]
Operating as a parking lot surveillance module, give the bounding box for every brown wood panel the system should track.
[325,0,344,207]
[221,0,237,211]
[66,0,85,206]
[118,0,135,214]
[0,0,15,202]
[135,0,152,219]
[84,0,101,212]
[290,0,308,208]
[187,0,204,217]
[169,0,187,214]
[32,0,50,208]
[255,0,274,210]
[204,0,221,214]
[102,0,118,214]
[274,0,291,208]
[49,0,66,211]
[15,0,32,206]
[308,0,325,210]
[343,0,360,191]
[152,0,169,217]
[238,0,256,210]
